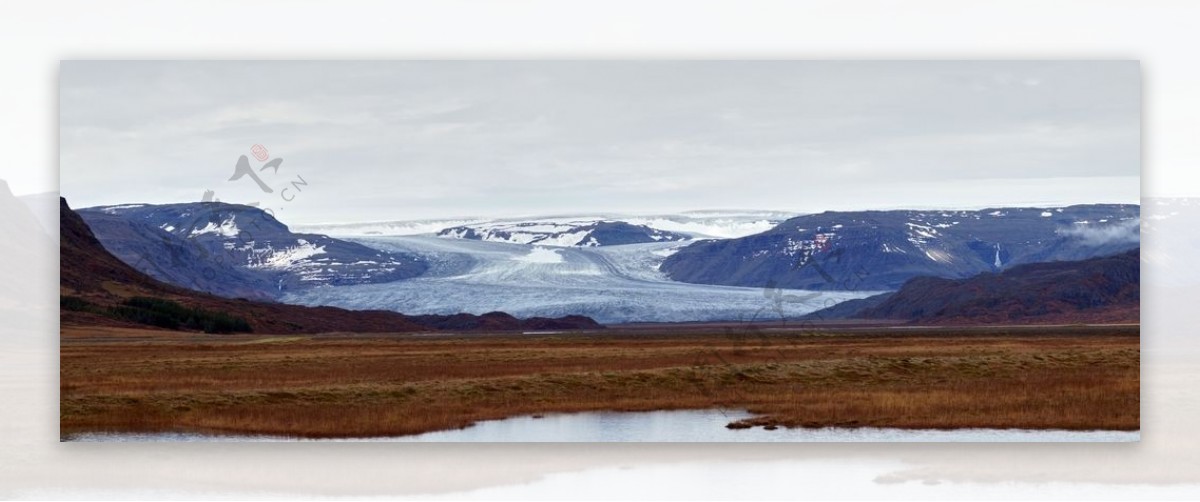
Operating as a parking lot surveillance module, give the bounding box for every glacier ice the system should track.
[281,236,880,324]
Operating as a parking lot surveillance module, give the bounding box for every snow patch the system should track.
[100,204,147,214]
[924,249,953,264]
[905,222,939,249]
[512,247,565,264]
[248,240,327,269]
[189,216,240,238]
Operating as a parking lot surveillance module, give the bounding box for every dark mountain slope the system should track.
[804,249,1139,324]
[77,210,277,300]
[800,293,893,321]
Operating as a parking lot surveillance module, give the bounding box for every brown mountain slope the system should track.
[854,249,1139,325]
[802,249,1139,325]
[60,198,600,334]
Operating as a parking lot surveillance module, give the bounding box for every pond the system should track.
[65,409,1139,442]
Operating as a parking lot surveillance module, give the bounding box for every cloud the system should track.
[1058,218,1141,246]
[59,61,1141,223]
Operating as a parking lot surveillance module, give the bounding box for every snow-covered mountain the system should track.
[78,202,428,299]
[660,204,1141,291]
[437,220,689,247]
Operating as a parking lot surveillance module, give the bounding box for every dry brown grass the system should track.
[60,325,1139,438]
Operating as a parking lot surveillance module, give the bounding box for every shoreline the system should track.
[62,409,1142,442]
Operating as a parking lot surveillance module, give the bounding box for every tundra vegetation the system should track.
[60,324,1139,439]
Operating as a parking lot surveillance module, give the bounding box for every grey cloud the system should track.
[1058,218,1142,246]
[59,61,1140,223]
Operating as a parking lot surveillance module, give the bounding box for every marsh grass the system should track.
[60,325,1139,438]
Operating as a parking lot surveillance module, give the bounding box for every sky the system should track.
[59,61,1140,224]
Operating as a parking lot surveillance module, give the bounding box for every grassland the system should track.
[60,324,1139,438]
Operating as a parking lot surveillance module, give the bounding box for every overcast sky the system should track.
[60,61,1139,224]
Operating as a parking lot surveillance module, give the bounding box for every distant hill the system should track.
[60,198,601,334]
[78,202,429,300]
[438,219,690,247]
[804,249,1139,325]
[16,191,58,238]
[660,205,1140,291]
[1,181,54,311]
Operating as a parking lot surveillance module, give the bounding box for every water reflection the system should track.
[65,410,1138,443]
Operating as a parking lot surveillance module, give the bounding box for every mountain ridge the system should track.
[79,202,429,300]
[660,204,1139,291]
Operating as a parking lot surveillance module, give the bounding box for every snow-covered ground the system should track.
[437,219,689,247]
[293,210,797,240]
[280,235,878,324]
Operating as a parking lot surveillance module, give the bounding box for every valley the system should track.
[81,202,1141,325]
[57,197,1142,439]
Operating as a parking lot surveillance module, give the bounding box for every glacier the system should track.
[281,235,880,325]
